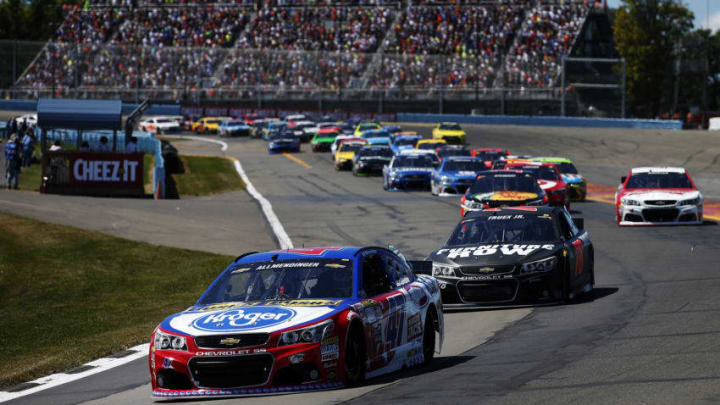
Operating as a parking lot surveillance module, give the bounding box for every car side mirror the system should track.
[621,176,627,184]
[573,217,584,230]
[408,260,432,275]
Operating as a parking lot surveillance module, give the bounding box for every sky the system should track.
[607,0,720,32]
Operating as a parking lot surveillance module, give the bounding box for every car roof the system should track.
[463,206,559,219]
[630,167,685,174]
[235,247,362,265]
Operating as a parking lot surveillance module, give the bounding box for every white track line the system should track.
[170,135,228,151]
[0,137,293,401]
[0,344,149,403]
[231,158,293,249]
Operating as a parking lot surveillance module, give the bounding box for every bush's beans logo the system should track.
[435,244,555,259]
[192,307,296,332]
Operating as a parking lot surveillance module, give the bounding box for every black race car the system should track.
[426,206,594,308]
[352,145,393,176]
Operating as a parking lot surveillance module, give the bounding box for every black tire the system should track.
[422,310,436,365]
[344,324,365,386]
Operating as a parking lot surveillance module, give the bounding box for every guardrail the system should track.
[396,113,683,130]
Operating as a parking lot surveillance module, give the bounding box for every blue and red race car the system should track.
[149,247,444,399]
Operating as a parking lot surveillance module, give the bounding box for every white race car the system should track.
[140,116,181,134]
[615,167,703,226]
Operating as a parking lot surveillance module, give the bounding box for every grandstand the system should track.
[10,0,612,115]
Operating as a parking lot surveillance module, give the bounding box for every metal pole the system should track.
[561,57,566,117]
[621,59,627,118]
[12,40,17,85]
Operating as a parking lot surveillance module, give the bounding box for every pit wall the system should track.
[396,113,683,130]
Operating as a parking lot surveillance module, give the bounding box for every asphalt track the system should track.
[3,123,720,404]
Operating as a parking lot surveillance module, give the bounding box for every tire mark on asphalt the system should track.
[681,149,705,167]
[326,220,365,246]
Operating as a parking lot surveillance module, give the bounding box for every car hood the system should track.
[621,189,700,201]
[428,243,562,266]
[270,137,297,143]
[336,151,356,160]
[468,191,540,202]
[439,170,478,179]
[160,299,357,336]
[562,174,585,184]
[391,167,433,174]
[313,136,336,143]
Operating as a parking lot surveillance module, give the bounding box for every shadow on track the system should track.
[568,287,619,305]
[358,355,475,389]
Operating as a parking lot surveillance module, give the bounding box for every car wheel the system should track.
[431,181,438,196]
[344,324,365,386]
[422,310,436,365]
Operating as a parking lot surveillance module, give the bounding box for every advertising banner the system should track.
[43,152,144,197]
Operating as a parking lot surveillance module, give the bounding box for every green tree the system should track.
[613,0,694,117]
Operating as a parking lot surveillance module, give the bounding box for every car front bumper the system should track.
[435,271,563,306]
[618,203,702,226]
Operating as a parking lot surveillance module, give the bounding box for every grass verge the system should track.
[172,155,245,197]
[0,212,235,388]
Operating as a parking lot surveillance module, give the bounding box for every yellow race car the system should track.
[415,138,447,151]
[334,140,368,170]
[191,117,227,134]
[353,122,382,136]
[432,122,467,145]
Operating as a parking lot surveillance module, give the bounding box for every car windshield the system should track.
[475,151,503,161]
[198,259,354,304]
[439,124,461,130]
[228,120,245,125]
[358,148,392,157]
[156,119,172,124]
[447,215,558,245]
[358,124,378,131]
[443,160,486,172]
[626,172,692,189]
[394,138,418,147]
[363,131,389,139]
[418,142,443,150]
[339,144,363,153]
[468,173,541,194]
[440,149,471,158]
[393,156,433,168]
[511,166,559,180]
[555,162,578,174]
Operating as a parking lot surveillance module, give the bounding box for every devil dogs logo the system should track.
[192,307,296,332]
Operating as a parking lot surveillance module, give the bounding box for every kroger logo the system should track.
[192,307,296,332]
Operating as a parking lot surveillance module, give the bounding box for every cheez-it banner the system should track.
[69,153,144,189]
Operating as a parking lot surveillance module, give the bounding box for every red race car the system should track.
[470,148,509,169]
[505,162,570,208]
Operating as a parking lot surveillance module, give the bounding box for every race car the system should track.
[267,130,301,154]
[383,125,402,136]
[425,206,594,307]
[334,140,367,171]
[140,116,181,134]
[285,114,310,125]
[505,162,570,208]
[149,247,444,399]
[615,167,703,226]
[431,122,466,145]
[361,129,392,146]
[353,122,382,136]
[311,127,341,152]
[383,154,434,191]
[415,139,447,152]
[191,117,229,134]
[435,145,471,163]
[352,145,393,176]
[250,119,280,138]
[471,148,509,169]
[399,149,440,168]
[529,157,587,201]
[243,113,264,125]
[430,157,487,196]
[331,135,361,157]
[218,120,250,137]
[390,135,421,155]
[262,122,289,141]
[291,121,317,142]
[460,170,547,216]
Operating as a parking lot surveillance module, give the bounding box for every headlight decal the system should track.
[521,256,558,273]
[279,319,334,346]
[154,330,188,351]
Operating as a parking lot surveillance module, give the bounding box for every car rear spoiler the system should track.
[408,260,433,275]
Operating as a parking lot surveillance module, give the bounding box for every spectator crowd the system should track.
[14,1,591,94]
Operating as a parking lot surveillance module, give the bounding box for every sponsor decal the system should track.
[248,299,343,307]
[406,313,422,341]
[321,336,339,361]
[327,370,337,380]
[325,263,347,269]
[283,247,343,256]
[186,302,245,312]
[323,361,338,369]
[219,337,241,346]
[192,307,295,332]
[256,262,320,270]
[232,268,251,273]
[488,214,526,220]
[72,158,140,184]
[435,244,555,259]
[465,274,513,281]
[478,267,494,273]
[488,191,538,201]
[162,357,173,369]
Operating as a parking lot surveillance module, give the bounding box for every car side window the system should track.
[557,214,574,240]
[360,252,393,298]
[563,210,580,235]
[386,253,413,288]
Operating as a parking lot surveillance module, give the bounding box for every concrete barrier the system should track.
[397,113,683,130]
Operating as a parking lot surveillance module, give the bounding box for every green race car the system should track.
[311,126,340,152]
[530,157,587,201]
